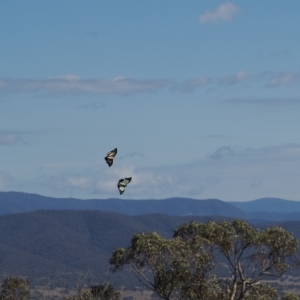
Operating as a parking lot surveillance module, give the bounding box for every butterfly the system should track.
[104,148,117,167]
[117,177,132,195]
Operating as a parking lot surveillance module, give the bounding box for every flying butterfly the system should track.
[104,148,117,167]
[117,177,132,195]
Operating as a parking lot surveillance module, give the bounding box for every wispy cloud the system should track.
[267,71,300,87]
[0,75,172,96]
[209,146,236,160]
[208,144,300,162]
[219,71,249,85]
[219,69,300,88]
[65,176,91,188]
[225,97,300,106]
[256,49,289,60]
[118,151,147,161]
[171,77,211,92]
[0,75,217,96]
[38,173,93,192]
[0,132,22,146]
[199,2,241,24]
[0,172,13,190]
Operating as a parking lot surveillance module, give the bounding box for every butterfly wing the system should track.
[117,179,126,195]
[107,148,117,158]
[117,177,132,195]
[104,148,117,167]
[118,185,126,195]
[105,157,113,167]
[123,177,132,185]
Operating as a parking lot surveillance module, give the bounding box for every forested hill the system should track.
[0,210,229,287]
[0,209,300,289]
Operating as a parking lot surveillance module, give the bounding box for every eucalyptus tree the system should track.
[89,284,120,300]
[64,284,120,300]
[110,219,299,300]
[282,294,300,300]
[110,231,218,300]
[0,277,30,300]
[174,219,299,300]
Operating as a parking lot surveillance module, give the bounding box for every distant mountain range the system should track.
[1,191,300,222]
[230,197,300,213]
[1,192,300,292]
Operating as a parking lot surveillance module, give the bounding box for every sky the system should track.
[1,1,300,201]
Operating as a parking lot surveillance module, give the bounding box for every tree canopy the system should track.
[110,219,299,300]
[64,283,120,300]
[0,277,30,300]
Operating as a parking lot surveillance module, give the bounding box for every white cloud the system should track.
[0,76,172,96]
[199,2,241,24]
[219,71,249,85]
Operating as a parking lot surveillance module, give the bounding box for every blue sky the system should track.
[1,1,300,201]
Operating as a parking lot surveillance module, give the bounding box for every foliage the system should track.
[243,283,278,300]
[110,219,299,300]
[64,284,120,300]
[110,231,218,299]
[64,289,94,300]
[89,284,120,300]
[0,277,30,300]
[282,293,300,300]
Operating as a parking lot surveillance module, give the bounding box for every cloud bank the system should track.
[0,75,215,96]
[1,68,300,98]
[0,76,171,96]
[30,144,300,201]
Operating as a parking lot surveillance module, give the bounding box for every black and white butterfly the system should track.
[104,148,117,167]
[117,177,132,195]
